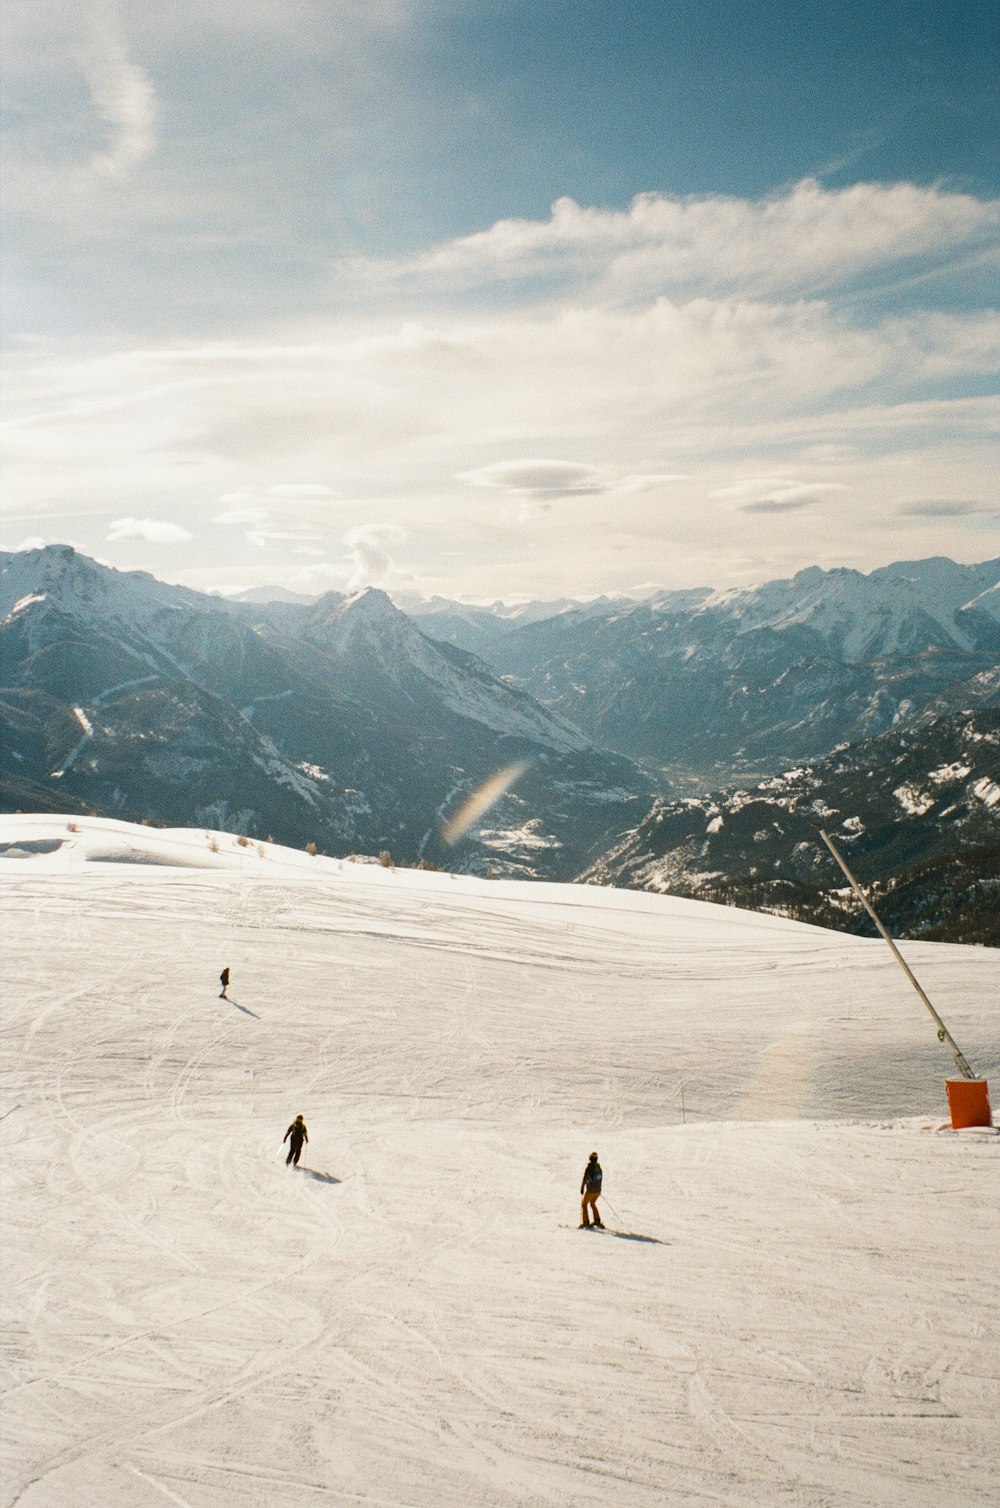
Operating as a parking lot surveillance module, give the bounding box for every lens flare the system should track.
[736,1033,814,1120]
[441,762,531,846]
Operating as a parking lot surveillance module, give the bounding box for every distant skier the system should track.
[580,1152,604,1228]
[219,966,230,999]
[283,1114,308,1167]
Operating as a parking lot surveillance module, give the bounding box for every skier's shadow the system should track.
[223,997,260,1020]
[603,1230,669,1245]
[298,1168,341,1185]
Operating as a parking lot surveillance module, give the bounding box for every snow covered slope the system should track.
[2,816,998,1508]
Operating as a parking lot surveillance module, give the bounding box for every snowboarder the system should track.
[580,1152,603,1227]
[219,966,230,999]
[283,1114,308,1167]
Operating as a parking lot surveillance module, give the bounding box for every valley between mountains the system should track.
[1,546,997,942]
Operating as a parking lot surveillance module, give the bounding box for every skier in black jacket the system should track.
[283,1114,308,1167]
[219,966,230,999]
[580,1152,603,1227]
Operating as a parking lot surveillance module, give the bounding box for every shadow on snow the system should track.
[600,1229,669,1245]
[223,997,260,1019]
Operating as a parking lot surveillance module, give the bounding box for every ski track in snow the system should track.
[1,816,998,1507]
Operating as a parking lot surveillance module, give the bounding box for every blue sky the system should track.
[2,0,998,598]
[408,2,1000,222]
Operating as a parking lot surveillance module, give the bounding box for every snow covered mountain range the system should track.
[1,546,998,935]
[0,546,651,878]
[417,557,1000,782]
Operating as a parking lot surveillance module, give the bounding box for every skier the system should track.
[580,1151,604,1227]
[219,966,230,999]
[283,1114,308,1167]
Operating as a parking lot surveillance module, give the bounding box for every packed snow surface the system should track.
[2,816,998,1508]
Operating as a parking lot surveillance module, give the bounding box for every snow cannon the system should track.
[816,829,991,1131]
[945,1079,993,1130]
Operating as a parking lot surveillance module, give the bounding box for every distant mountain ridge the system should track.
[3,546,998,939]
[398,592,636,655]
[412,556,1000,781]
[0,546,652,878]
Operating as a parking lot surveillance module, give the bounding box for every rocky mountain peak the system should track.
[305,585,414,653]
[0,544,209,630]
[686,555,1000,661]
[1,543,88,618]
[344,586,399,616]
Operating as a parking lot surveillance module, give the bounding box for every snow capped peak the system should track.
[691,556,999,660]
[232,583,318,605]
[399,591,634,630]
[3,548,110,623]
[0,543,206,628]
[303,584,590,751]
[645,586,714,614]
[305,585,415,653]
[343,586,400,616]
[308,585,400,628]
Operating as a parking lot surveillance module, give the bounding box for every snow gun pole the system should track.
[816,827,976,1081]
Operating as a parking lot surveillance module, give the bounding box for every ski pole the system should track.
[600,1195,623,1224]
[816,827,977,1080]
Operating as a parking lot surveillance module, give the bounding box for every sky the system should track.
[1,0,998,601]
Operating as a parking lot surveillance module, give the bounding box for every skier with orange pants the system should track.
[580,1152,604,1227]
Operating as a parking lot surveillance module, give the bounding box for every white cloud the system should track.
[618,473,691,493]
[459,460,610,498]
[266,483,338,499]
[896,498,989,519]
[458,460,691,503]
[292,558,340,583]
[352,180,1000,304]
[737,499,817,516]
[3,0,421,252]
[343,524,408,591]
[215,504,270,525]
[709,479,850,514]
[246,527,326,548]
[107,517,192,542]
[3,176,998,595]
[79,2,158,178]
